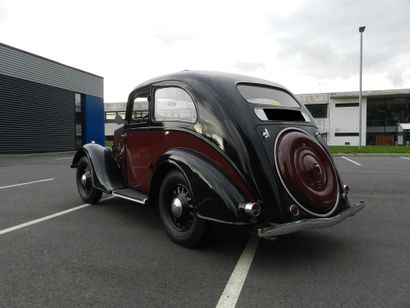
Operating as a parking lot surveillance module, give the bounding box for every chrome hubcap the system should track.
[80,170,91,188]
[81,173,87,186]
[171,197,183,218]
[168,184,194,231]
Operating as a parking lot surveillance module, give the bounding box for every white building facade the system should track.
[298,89,410,146]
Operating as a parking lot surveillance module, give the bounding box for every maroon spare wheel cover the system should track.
[275,129,339,215]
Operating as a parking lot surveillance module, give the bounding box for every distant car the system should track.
[71,71,365,247]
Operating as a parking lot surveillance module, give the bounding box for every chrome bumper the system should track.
[257,201,365,238]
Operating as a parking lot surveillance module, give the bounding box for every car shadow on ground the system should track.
[254,230,355,267]
[96,195,250,252]
[96,196,355,260]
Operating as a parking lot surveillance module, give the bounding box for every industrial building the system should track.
[104,88,410,146]
[299,89,410,146]
[0,42,104,153]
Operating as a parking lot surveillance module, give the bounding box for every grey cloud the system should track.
[387,70,406,87]
[267,0,410,83]
[232,61,265,72]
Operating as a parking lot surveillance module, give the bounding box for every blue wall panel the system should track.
[83,94,105,146]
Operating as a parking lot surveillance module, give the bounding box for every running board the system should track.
[112,189,148,205]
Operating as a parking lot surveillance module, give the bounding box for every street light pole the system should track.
[358,26,366,149]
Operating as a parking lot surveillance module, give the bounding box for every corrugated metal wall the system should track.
[83,95,105,146]
[0,43,103,97]
[0,74,75,152]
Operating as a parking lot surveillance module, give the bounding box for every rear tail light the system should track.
[343,185,350,195]
[289,204,300,217]
[342,184,350,201]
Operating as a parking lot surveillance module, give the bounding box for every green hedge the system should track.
[329,146,410,154]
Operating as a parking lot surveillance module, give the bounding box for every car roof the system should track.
[133,70,287,92]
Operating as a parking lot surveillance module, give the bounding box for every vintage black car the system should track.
[71,71,365,247]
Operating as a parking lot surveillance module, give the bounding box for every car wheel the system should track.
[158,170,205,247]
[76,156,102,204]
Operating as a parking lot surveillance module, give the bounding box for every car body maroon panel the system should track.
[124,130,151,191]
[149,130,253,200]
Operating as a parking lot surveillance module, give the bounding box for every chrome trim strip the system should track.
[112,192,147,205]
[254,108,268,121]
[301,112,311,122]
[196,213,249,225]
[257,201,365,238]
[273,127,340,218]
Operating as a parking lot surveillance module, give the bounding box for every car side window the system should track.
[154,87,197,123]
[131,96,149,124]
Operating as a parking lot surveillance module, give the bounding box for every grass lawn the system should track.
[329,145,410,154]
[105,140,113,148]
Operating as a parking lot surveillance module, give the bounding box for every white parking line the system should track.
[216,236,259,308]
[0,196,114,236]
[341,156,362,166]
[0,178,55,190]
[400,156,410,161]
[0,204,90,235]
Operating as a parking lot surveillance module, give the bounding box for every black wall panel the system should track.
[0,74,75,152]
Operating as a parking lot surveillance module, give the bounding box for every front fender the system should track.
[152,149,251,224]
[71,144,124,193]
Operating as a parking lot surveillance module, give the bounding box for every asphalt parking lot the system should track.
[0,153,409,307]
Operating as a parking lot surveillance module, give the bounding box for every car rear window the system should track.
[237,84,300,108]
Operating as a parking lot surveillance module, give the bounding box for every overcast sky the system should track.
[0,0,409,102]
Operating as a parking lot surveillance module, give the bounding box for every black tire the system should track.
[76,156,102,204]
[158,170,205,247]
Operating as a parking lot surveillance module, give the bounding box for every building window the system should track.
[366,97,410,145]
[305,104,327,118]
[335,103,359,108]
[367,97,410,127]
[105,111,126,123]
[105,112,117,121]
[75,93,82,149]
[335,132,359,137]
[154,87,197,123]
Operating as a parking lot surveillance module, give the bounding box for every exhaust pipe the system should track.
[239,202,261,217]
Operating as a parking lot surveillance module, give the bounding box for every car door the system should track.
[124,88,151,192]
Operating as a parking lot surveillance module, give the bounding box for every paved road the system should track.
[0,154,409,307]
[238,156,410,307]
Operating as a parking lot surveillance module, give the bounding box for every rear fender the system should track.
[71,144,124,193]
[151,149,250,224]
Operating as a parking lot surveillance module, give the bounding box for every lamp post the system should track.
[358,26,365,149]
